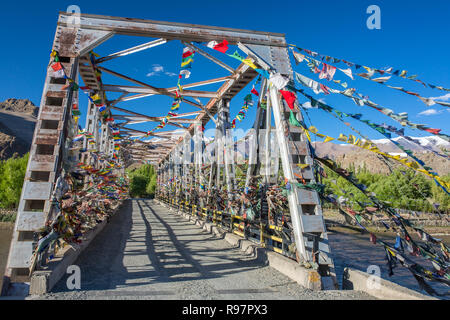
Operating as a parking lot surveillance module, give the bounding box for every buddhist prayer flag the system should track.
[251,85,259,96]
[338,68,354,80]
[269,73,289,90]
[280,90,296,110]
[180,47,195,79]
[241,58,258,69]
[72,104,81,116]
[319,63,336,81]
[206,39,229,53]
[337,133,348,142]
[179,69,191,79]
[292,50,307,65]
[228,50,245,62]
[51,62,65,78]
[181,47,195,67]
[319,83,330,95]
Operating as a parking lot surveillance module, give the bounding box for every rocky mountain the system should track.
[0,97,448,178]
[0,99,38,117]
[0,99,38,160]
[313,136,450,176]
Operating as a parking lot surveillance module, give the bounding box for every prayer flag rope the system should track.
[314,157,449,295]
[293,71,449,142]
[295,89,450,194]
[288,44,450,105]
[293,119,450,193]
[148,46,195,135]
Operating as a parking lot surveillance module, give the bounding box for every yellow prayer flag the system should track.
[242,58,258,69]
[347,135,356,144]
[362,141,371,149]
[316,133,325,138]
[337,133,348,142]
[308,126,318,134]
[324,136,334,143]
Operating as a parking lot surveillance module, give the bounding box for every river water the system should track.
[0,221,447,298]
[328,228,449,298]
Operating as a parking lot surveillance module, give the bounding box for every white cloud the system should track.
[152,64,163,72]
[417,108,442,116]
[146,64,176,77]
[428,93,450,101]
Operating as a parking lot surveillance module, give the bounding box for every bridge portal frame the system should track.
[3,12,337,296]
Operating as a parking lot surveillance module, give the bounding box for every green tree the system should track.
[0,153,29,208]
[129,174,150,198]
[127,164,157,198]
[431,174,450,212]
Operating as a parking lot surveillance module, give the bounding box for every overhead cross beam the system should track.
[96,38,168,64]
[97,66,203,108]
[103,84,218,98]
[58,12,287,47]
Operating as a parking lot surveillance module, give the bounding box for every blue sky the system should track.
[0,0,449,142]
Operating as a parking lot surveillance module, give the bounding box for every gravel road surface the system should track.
[33,199,374,300]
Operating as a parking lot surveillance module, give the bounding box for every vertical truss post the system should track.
[269,85,336,285]
[263,92,272,184]
[269,86,308,260]
[193,121,203,193]
[245,79,267,190]
[85,101,98,151]
[215,99,235,202]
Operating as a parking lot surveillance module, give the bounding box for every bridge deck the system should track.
[31,200,373,300]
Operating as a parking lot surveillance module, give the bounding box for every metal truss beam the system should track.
[58,13,287,47]
[96,38,168,63]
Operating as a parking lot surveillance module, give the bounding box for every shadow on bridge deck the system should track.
[45,199,373,300]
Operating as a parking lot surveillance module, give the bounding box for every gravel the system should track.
[31,199,374,300]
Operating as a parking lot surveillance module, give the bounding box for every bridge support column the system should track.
[269,85,336,286]
[214,99,236,204]
[2,18,114,296]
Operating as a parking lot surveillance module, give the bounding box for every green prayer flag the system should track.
[289,110,302,127]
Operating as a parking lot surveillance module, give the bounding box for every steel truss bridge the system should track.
[6,11,434,296]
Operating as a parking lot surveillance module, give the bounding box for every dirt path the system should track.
[35,199,373,300]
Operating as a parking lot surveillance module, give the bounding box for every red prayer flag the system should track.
[213,39,228,53]
[280,90,296,110]
[424,128,441,135]
[51,62,63,71]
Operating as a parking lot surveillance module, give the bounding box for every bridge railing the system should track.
[157,194,296,261]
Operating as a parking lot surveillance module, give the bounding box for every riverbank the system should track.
[0,222,14,291]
